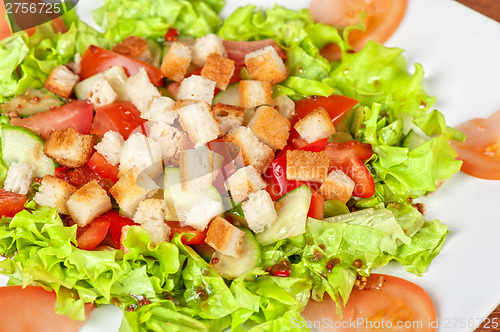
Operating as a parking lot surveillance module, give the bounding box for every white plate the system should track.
[5,1,500,331]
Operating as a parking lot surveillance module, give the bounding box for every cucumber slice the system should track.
[1,126,57,177]
[212,228,261,279]
[1,88,63,117]
[147,39,163,67]
[402,129,427,151]
[163,167,222,221]
[192,244,216,262]
[256,185,312,246]
[212,82,239,106]
[74,66,129,101]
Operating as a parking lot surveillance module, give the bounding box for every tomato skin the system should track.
[10,100,93,140]
[293,95,359,126]
[87,152,119,183]
[293,138,328,152]
[79,45,164,86]
[166,221,207,245]
[54,165,115,191]
[0,188,27,218]
[0,286,94,332]
[90,101,146,139]
[77,215,111,251]
[106,211,137,249]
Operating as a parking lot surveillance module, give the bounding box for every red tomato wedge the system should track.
[77,214,111,251]
[87,152,119,183]
[293,95,359,126]
[0,188,27,218]
[11,100,93,140]
[106,211,137,249]
[0,286,94,332]
[90,101,146,139]
[79,45,164,86]
[310,0,407,61]
[166,221,207,245]
[450,109,500,180]
[302,274,436,332]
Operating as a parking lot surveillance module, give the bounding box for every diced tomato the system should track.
[76,215,111,250]
[106,211,137,249]
[326,140,375,197]
[308,189,324,219]
[54,165,115,191]
[79,45,163,86]
[90,101,146,139]
[0,188,27,218]
[164,28,178,41]
[292,95,359,126]
[87,152,119,183]
[0,286,94,332]
[302,273,437,332]
[166,221,207,245]
[11,100,93,140]
[293,138,328,152]
[223,39,286,66]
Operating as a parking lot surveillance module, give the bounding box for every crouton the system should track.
[133,198,165,224]
[286,150,329,182]
[294,107,335,143]
[124,68,161,113]
[95,131,124,166]
[223,126,273,173]
[142,221,171,247]
[112,36,152,64]
[273,95,295,120]
[192,34,226,67]
[44,65,80,99]
[33,175,76,214]
[225,165,266,203]
[212,103,244,136]
[201,53,235,91]
[43,128,94,168]
[87,77,118,108]
[119,133,163,179]
[184,197,223,231]
[4,162,34,195]
[247,106,290,150]
[149,122,188,167]
[66,180,112,227]
[244,46,288,84]
[174,100,220,146]
[179,146,223,191]
[140,96,177,124]
[177,75,216,105]
[241,190,277,233]
[109,168,158,217]
[161,42,192,82]
[205,216,244,258]
[238,80,273,110]
[318,169,355,203]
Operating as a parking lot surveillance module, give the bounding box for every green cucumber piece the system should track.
[212,82,239,106]
[163,167,222,221]
[212,228,261,279]
[147,39,162,67]
[192,244,216,262]
[256,185,312,246]
[74,66,129,101]
[402,129,427,151]
[1,126,57,177]
[1,88,63,117]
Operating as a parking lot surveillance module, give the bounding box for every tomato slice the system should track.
[293,138,328,152]
[0,188,27,218]
[10,100,93,140]
[166,221,207,245]
[77,214,111,251]
[302,274,437,332]
[105,211,137,249]
[0,286,94,332]
[54,165,115,191]
[450,109,500,180]
[90,101,146,139]
[293,95,359,126]
[87,152,119,183]
[79,45,164,86]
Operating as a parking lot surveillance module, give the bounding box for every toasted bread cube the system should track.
[149,122,188,167]
[44,65,80,99]
[205,216,244,258]
[133,198,165,224]
[212,103,244,136]
[318,169,355,203]
[286,150,329,182]
[192,34,226,67]
[225,165,266,203]
[161,42,192,82]
[201,53,235,91]
[273,95,295,120]
[95,131,124,166]
[241,190,277,233]
[142,221,171,246]
[124,68,161,113]
[4,162,34,195]
[33,175,76,214]
[177,75,216,105]
[87,77,118,108]
[244,46,288,84]
[140,96,177,124]
[179,146,223,191]
[66,180,112,227]
[223,126,273,173]
[112,36,152,64]
[238,80,273,110]
[185,197,223,231]
[294,107,336,143]
[43,128,94,168]
[174,100,220,146]
[119,133,163,179]
[247,106,290,150]
[109,169,158,217]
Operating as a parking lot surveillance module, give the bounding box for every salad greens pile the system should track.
[0,0,463,331]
